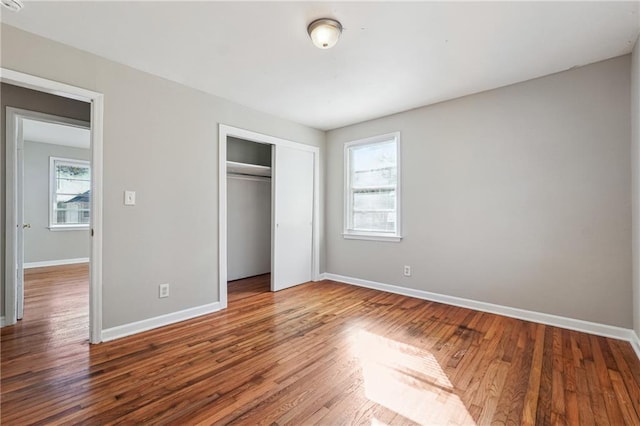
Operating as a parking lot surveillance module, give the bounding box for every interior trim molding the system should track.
[101,302,223,342]
[24,258,89,269]
[1,67,104,344]
[0,316,5,327]
[218,123,322,302]
[631,332,640,360]
[324,273,640,358]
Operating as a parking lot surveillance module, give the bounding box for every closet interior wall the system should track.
[226,137,272,281]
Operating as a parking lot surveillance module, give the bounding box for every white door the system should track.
[272,145,314,291]
[16,132,25,320]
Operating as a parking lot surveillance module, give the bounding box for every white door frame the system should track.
[218,124,320,308]
[1,68,104,344]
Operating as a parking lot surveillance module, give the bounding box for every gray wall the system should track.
[326,55,632,328]
[1,82,90,318]
[227,177,271,281]
[227,137,272,167]
[23,141,90,264]
[632,38,640,339]
[3,23,633,333]
[1,24,325,329]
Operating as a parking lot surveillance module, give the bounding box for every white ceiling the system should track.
[23,119,90,149]
[3,2,639,130]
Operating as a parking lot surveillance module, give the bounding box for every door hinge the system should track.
[91,228,94,237]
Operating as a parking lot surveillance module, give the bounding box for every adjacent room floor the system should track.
[2,266,639,424]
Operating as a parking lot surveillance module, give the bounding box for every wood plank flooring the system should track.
[228,274,271,304]
[2,266,640,424]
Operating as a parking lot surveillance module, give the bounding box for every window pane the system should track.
[54,208,89,225]
[353,189,395,211]
[56,177,90,194]
[56,194,75,204]
[351,141,397,187]
[56,164,90,180]
[353,211,396,232]
[52,159,91,226]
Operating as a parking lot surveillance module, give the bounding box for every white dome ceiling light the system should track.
[307,18,343,49]
[1,0,24,12]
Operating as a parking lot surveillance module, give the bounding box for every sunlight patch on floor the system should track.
[351,330,476,425]
[371,417,389,426]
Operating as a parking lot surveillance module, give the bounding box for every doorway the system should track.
[1,70,104,343]
[226,137,273,299]
[218,124,320,308]
[11,110,91,323]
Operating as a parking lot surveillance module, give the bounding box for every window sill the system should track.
[342,232,402,242]
[49,226,90,232]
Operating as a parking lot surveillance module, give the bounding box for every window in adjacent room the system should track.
[49,157,91,229]
[344,132,401,242]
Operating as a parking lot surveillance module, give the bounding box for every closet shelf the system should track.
[227,161,271,177]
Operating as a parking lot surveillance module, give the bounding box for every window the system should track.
[344,132,401,242]
[50,157,91,229]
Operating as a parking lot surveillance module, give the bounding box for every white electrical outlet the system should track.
[403,265,412,277]
[159,283,170,298]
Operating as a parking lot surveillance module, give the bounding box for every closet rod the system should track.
[227,172,271,182]
[227,160,271,177]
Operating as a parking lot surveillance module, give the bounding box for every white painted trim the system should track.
[342,233,402,242]
[314,273,328,282]
[5,107,21,325]
[1,68,104,344]
[219,124,322,303]
[312,143,321,282]
[1,68,103,102]
[24,258,89,269]
[48,226,90,231]
[220,124,320,153]
[90,92,105,344]
[324,273,640,352]
[218,126,229,310]
[270,146,276,291]
[101,302,223,342]
[631,333,640,360]
[0,316,5,327]
[343,132,402,241]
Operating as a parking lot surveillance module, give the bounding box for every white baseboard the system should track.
[631,332,640,360]
[314,273,328,282]
[24,257,89,269]
[101,301,223,342]
[0,316,5,327]
[324,273,640,354]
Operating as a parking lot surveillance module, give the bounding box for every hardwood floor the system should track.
[228,274,271,303]
[2,266,640,425]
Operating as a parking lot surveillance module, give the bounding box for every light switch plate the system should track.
[124,190,136,206]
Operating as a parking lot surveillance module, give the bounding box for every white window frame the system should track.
[49,156,91,231]
[343,132,402,242]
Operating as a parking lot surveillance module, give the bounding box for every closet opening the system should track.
[226,136,272,302]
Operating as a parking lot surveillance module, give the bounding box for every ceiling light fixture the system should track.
[307,18,342,49]
[1,0,23,12]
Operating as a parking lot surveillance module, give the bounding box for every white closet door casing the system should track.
[272,146,314,291]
